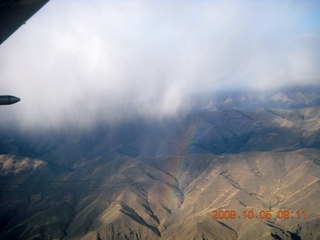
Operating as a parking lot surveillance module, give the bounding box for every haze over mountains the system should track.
[190,84,320,111]
[0,85,320,240]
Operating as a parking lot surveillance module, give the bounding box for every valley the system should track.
[0,87,320,239]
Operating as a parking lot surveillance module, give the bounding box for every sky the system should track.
[0,0,319,129]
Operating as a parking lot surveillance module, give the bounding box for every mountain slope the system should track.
[0,91,320,239]
[0,149,319,239]
[1,106,320,165]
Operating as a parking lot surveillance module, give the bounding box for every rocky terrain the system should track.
[0,86,320,240]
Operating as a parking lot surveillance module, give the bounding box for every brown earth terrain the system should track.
[0,105,319,240]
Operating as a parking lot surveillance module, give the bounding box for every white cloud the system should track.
[0,0,319,128]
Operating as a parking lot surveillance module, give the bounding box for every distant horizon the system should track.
[0,83,319,133]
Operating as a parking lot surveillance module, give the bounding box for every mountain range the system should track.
[0,85,319,240]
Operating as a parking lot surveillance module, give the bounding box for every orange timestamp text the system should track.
[212,209,307,220]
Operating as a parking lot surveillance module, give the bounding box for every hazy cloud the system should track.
[0,0,319,128]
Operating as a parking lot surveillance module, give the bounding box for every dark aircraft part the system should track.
[0,95,20,105]
[0,1,49,106]
[0,0,50,44]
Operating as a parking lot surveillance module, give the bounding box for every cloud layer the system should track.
[0,0,319,128]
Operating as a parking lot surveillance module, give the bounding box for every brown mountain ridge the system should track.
[0,149,319,239]
[0,105,320,239]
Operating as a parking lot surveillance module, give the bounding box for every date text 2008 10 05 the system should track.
[212,209,307,220]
